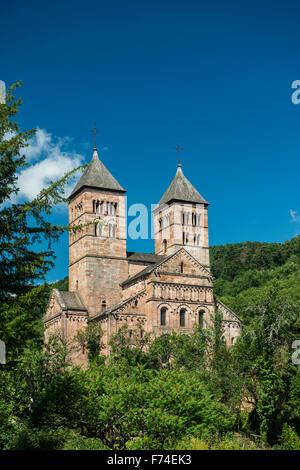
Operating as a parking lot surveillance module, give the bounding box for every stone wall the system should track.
[69,187,128,316]
[153,202,210,268]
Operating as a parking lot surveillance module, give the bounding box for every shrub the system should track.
[4,424,66,450]
[275,424,300,450]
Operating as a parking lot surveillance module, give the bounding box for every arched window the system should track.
[180,262,184,273]
[180,309,186,327]
[101,300,106,311]
[160,308,166,326]
[198,310,205,327]
[95,221,102,237]
[231,337,235,344]
[163,239,167,253]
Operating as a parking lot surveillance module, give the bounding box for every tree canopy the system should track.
[0,82,84,357]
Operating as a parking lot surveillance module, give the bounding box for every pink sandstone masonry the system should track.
[43,149,243,364]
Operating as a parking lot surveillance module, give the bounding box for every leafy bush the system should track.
[4,424,66,450]
[63,432,106,450]
[65,364,234,449]
[171,433,265,450]
[274,424,300,450]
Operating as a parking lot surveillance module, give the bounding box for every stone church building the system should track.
[44,145,242,364]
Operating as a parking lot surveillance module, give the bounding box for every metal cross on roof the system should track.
[174,143,183,167]
[90,123,100,150]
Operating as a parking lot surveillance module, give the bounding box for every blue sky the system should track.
[1,0,300,282]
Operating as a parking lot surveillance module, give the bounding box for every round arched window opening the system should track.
[160,308,166,326]
[180,309,186,327]
[199,310,205,327]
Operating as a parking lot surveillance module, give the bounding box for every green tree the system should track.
[109,323,152,367]
[75,322,104,364]
[233,286,300,443]
[0,82,85,358]
[60,363,234,449]
[0,335,71,449]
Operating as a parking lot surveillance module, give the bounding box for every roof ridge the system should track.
[121,247,212,286]
[120,251,175,286]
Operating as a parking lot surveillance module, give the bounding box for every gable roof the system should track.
[69,149,125,199]
[159,165,208,206]
[55,289,87,311]
[127,252,165,264]
[121,247,212,287]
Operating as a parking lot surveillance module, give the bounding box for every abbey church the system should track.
[44,144,243,364]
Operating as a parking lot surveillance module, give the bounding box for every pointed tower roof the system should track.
[69,148,125,199]
[158,163,208,206]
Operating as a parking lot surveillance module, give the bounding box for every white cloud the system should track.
[289,209,300,223]
[22,127,53,162]
[13,128,84,203]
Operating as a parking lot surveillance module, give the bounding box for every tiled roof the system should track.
[70,149,125,199]
[127,252,165,263]
[159,165,208,205]
[55,290,87,311]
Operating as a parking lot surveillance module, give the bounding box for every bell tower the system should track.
[153,161,210,269]
[69,145,127,317]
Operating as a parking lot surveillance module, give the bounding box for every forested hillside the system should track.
[210,236,300,324]
[210,237,300,281]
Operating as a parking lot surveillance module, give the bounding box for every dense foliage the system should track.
[0,83,84,360]
[210,237,300,281]
[1,312,299,450]
[0,83,299,450]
